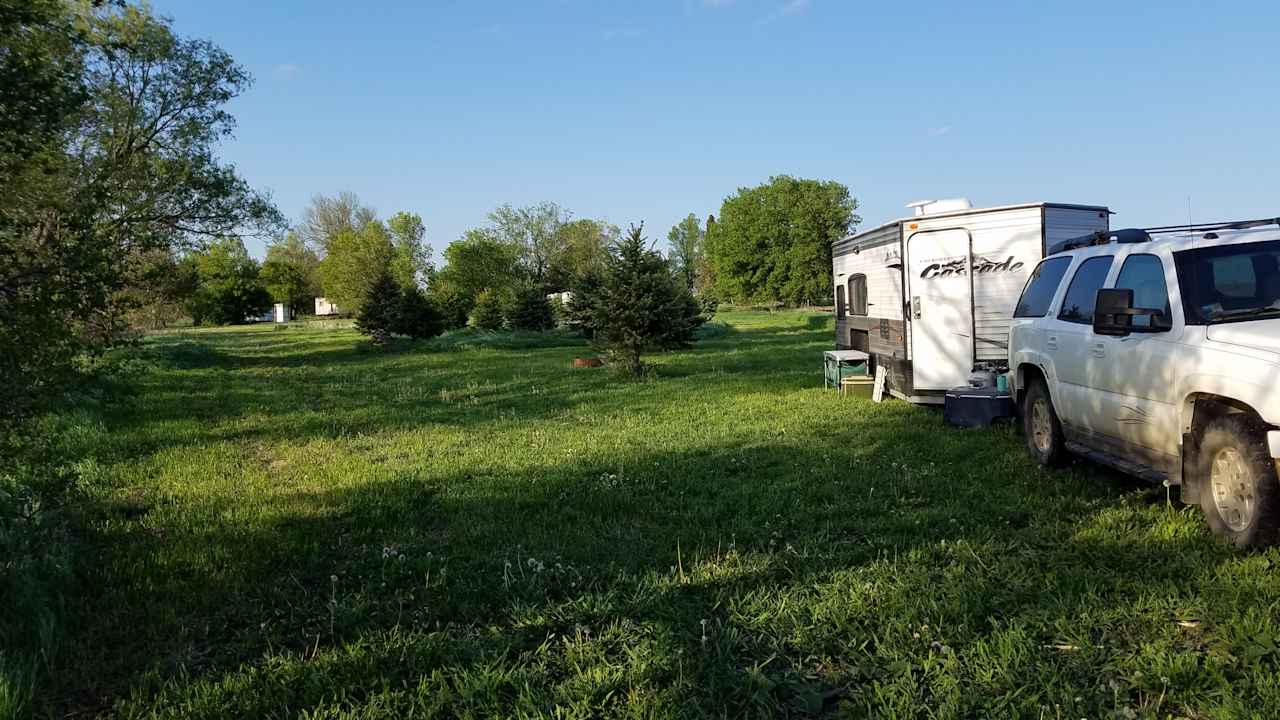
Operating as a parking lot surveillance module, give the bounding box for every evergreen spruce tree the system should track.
[468,289,506,330]
[591,223,707,375]
[565,270,603,338]
[507,282,555,331]
[395,286,445,340]
[355,269,403,348]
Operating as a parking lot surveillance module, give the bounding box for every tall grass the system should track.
[9,311,1280,718]
[1,410,112,719]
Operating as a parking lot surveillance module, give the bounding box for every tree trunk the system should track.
[630,346,643,376]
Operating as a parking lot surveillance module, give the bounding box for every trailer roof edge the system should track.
[832,202,1112,245]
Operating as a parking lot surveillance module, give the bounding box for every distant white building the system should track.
[273,303,292,323]
[314,297,341,316]
[547,291,573,305]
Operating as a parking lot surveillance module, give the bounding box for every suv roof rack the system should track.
[1142,217,1280,235]
[1058,216,1280,252]
[1060,228,1151,251]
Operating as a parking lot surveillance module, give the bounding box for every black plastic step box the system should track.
[943,386,1015,428]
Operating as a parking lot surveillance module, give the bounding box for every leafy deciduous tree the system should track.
[298,192,376,256]
[667,213,704,293]
[435,229,522,302]
[489,202,569,285]
[260,232,320,311]
[316,222,394,312]
[387,211,432,290]
[705,176,858,305]
[550,218,618,291]
[117,248,200,330]
[1,1,282,422]
[185,237,271,325]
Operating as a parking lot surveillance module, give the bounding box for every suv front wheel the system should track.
[1197,414,1280,548]
[1023,378,1067,467]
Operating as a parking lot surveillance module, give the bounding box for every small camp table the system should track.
[823,350,869,389]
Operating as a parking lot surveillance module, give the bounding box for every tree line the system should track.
[1,0,861,422]
[242,172,860,344]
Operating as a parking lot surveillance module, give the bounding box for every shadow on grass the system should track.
[63,408,1256,718]
[51,311,1280,717]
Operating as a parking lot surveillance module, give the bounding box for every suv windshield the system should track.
[1175,240,1280,324]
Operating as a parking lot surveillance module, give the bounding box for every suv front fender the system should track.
[1178,374,1278,437]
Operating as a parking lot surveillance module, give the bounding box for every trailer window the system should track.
[836,285,846,316]
[848,275,868,316]
[1057,255,1114,324]
[1014,256,1071,317]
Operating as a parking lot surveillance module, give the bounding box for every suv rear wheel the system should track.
[1023,378,1067,467]
[1197,414,1280,548]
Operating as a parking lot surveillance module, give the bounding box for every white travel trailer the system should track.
[832,200,1110,403]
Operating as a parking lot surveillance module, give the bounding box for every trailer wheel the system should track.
[1023,379,1067,468]
[1197,414,1280,548]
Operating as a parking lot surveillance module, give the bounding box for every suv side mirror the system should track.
[1094,288,1135,336]
[1095,288,1168,336]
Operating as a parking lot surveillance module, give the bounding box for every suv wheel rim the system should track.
[1210,446,1254,532]
[1031,399,1052,453]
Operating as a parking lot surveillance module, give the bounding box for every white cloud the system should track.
[273,63,299,81]
[780,0,810,15]
[756,0,811,25]
[927,126,952,137]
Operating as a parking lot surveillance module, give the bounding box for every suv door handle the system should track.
[1046,334,1059,351]
[1092,342,1105,358]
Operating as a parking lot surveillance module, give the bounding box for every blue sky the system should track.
[151,0,1279,259]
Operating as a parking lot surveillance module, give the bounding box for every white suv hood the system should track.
[1206,319,1280,355]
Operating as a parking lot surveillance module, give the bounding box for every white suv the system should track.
[1008,220,1280,547]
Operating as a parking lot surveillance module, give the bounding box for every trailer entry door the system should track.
[907,228,974,390]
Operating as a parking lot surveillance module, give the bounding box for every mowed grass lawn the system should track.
[44,310,1280,718]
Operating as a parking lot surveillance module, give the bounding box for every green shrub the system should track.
[696,320,730,339]
[428,327,585,351]
[698,291,720,317]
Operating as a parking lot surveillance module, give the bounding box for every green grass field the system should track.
[26,311,1280,718]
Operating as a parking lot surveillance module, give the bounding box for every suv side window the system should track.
[1014,256,1072,317]
[1057,255,1114,324]
[1114,254,1172,329]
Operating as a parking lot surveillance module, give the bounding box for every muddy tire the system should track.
[1197,414,1280,548]
[1022,379,1067,468]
